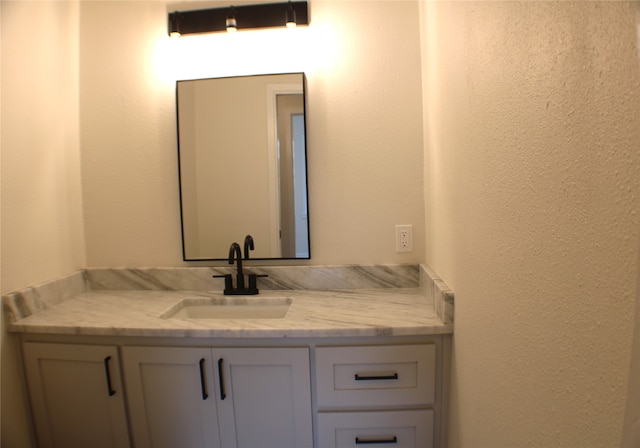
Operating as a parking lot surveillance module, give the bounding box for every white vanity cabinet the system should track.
[315,344,438,448]
[22,342,130,448]
[20,337,448,448]
[122,346,313,448]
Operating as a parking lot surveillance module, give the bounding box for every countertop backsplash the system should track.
[84,264,420,291]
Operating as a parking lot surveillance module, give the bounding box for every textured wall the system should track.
[622,8,640,445]
[1,2,85,446]
[421,1,640,446]
[79,0,426,266]
[1,1,85,294]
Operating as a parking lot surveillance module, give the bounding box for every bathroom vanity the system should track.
[4,264,454,448]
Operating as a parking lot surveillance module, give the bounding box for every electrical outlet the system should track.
[396,225,413,252]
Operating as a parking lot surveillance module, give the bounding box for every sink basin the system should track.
[161,297,291,320]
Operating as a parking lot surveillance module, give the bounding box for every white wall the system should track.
[79,0,426,266]
[420,1,640,446]
[1,1,85,446]
[1,2,85,293]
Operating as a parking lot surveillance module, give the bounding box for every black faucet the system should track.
[228,242,245,290]
[215,241,268,295]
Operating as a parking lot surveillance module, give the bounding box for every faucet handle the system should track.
[248,274,268,291]
[212,274,233,292]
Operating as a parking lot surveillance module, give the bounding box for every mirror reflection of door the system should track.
[276,94,308,258]
[291,114,309,258]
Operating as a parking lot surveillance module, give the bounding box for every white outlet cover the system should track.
[395,225,413,252]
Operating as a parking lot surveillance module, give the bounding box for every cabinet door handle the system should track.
[198,358,208,400]
[217,358,226,400]
[355,436,398,445]
[354,372,399,381]
[103,356,116,396]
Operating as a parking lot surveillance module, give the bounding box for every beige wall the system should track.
[79,0,426,266]
[420,1,640,446]
[1,1,85,446]
[1,2,85,293]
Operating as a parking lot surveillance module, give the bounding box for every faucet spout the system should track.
[228,242,245,290]
[244,235,254,259]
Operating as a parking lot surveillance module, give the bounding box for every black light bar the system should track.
[168,1,309,36]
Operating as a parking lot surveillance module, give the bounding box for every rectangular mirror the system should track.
[176,73,310,261]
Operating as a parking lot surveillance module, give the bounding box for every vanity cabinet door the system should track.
[121,347,220,448]
[22,342,130,448]
[214,347,313,448]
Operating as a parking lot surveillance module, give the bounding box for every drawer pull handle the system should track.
[198,358,208,400]
[354,372,399,381]
[103,356,116,397]
[355,436,398,445]
[217,358,226,400]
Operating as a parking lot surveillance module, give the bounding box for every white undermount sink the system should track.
[161,297,292,320]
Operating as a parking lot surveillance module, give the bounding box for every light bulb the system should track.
[226,16,237,32]
[286,3,296,29]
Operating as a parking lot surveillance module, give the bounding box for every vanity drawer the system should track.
[317,410,434,448]
[316,344,435,408]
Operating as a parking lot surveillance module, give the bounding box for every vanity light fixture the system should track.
[167,1,308,37]
[226,7,237,33]
[286,1,297,28]
[168,12,182,37]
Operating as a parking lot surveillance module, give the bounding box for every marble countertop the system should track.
[6,288,452,338]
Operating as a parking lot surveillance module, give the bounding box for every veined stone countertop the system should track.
[6,288,451,338]
[3,264,454,338]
